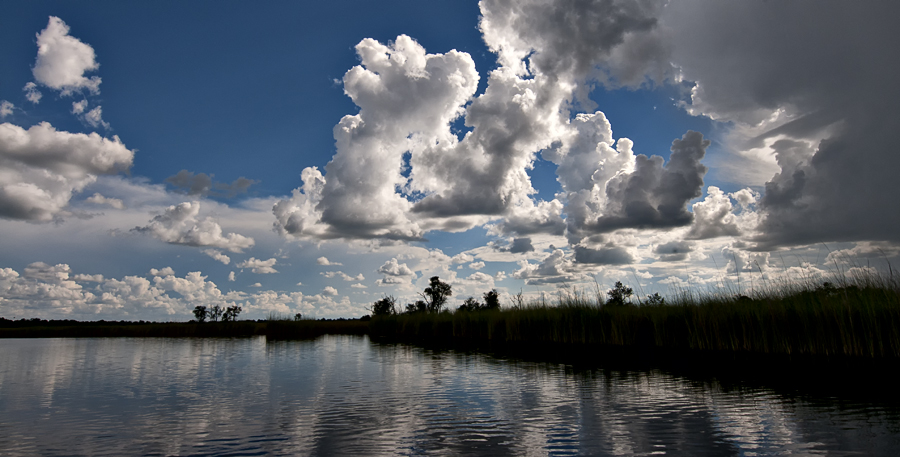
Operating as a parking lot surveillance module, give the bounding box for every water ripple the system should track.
[0,336,898,456]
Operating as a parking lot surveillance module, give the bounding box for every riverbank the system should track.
[370,281,900,359]
[4,280,898,362]
[0,319,368,338]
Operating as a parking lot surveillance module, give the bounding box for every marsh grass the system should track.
[371,269,900,358]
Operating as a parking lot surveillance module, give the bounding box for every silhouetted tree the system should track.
[192,305,208,322]
[209,305,223,322]
[422,276,452,313]
[457,297,481,312]
[222,305,242,322]
[482,289,501,310]
[372,296,397,316]
[646,293,665,305]
[293,313,303,321]
[606,281,633,306]
[405,300,427,314]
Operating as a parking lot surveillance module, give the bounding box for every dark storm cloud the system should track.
[587,131,708,234]
[654,240,693,262]
[508,237,535,253]
[659,1,900,249]
[166,170,257,198]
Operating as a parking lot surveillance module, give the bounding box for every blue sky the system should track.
[1,1,898,320]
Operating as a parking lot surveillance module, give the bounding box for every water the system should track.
[0,336,898,456]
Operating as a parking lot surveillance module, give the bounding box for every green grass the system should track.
[371,272,900,358]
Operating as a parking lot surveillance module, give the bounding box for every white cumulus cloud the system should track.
[236,257,278,274]
[31,16,102,95]
[202,249,231,265]
[0,122,133,221]
[0,101,14,118]
[132,201,255,252]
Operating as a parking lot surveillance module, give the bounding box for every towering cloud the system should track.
[274,36,479,240]
[275,0,683,245]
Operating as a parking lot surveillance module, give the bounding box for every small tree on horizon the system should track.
[372,296,397,316]
[192,305,208,323]
[458,297,482,312]
[222,305,242,322]
[209,305,223,322]
[482,289,500,310]
[405,300,427,314]
[606,281,634,306]
[422,276,452,313]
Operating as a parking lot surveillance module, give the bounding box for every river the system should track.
[0,336,897,456]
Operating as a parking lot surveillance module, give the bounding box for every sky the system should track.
[1,0,899,321]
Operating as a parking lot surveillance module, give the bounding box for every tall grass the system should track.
[371,270,900,358]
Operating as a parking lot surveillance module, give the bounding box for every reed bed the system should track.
[371,273,900,359]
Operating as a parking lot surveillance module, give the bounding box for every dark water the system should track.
[0,336,898,456]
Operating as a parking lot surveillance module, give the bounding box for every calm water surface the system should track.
[0,336,898,456]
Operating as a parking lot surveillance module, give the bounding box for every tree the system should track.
[222,305,242,322]
[482,289,501,310]
[646,293,665,305]
[606,281,633,306]
[209,305,223,322]
[422,276,452,313]
[192,305,208,323]
[457,297,481,312]
[293,313,303,321]
[371,296,397,316]
[405,300,427,314]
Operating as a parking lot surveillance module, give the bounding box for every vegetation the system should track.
[5,270,900,362]
[370,271,900,359]
[458,289,501,312]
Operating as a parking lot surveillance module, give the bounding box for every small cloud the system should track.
[228,271,235,281]
[71,100,88,114]
[86,193,125,210]
[31,16,102,95]
[322,271,365,281]
[149,267,175,276]
[0,100,15,117]
[317,256,342,266]
[469,261,485,270]
[23,82,42,104]
[236,257,278,274]
[165,170,258,198]
[351,283,367,289]
[202,249,231,265]
[295,281,303,286]
[83,106,110,129]
[73,273,103,282]
[323,286,338,296]
[250,282,262,288]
